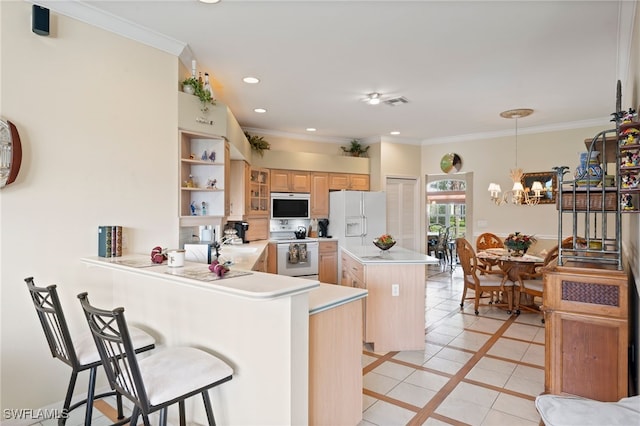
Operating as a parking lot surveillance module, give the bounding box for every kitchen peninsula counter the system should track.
[339,245,438,352]
[81,255,366,425]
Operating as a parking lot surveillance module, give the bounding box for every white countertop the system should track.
[82,254,319,300]
[308,283,367,315]
[342,244,440,264]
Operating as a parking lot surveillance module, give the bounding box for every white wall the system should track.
[1,2,178,413]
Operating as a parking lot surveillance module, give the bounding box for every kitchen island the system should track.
[81,254,366,425]
[340,245,439,352]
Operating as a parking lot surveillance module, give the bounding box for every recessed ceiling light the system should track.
[199,0,221,4]
[243,76,260,84]
[254,108,267,113]
[390,131,400,135]
[366,92,382,105]
[306,128,317,132]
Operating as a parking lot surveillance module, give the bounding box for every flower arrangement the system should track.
[504,232,536,253]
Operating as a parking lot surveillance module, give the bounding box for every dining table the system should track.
[477,248,545,309]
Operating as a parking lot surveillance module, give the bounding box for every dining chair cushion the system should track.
[519,279,544,293]
[137,347,234,406]
[75,326,156,365]
[535,394,640,426]
[475,273,514,288]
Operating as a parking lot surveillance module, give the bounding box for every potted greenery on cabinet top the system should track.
[181,77,215,111]
[341,139,369,157]
[244,131,271,157]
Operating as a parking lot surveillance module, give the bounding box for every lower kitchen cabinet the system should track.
[340,249,425,352]
[318,240,337,284]
[543,261,629,401]
[266,243,277,274]
[244,217,269,242]
[309,291,363,425]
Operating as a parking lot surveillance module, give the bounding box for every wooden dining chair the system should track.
[476,232,504,273]
[515,245,559,320]
[456,238,514,315]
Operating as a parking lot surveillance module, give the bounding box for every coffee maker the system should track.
[233,221,250,243]
[317,218,330,238]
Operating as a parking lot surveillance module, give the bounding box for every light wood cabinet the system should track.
[329,173,370,191]
[249,168,270,215]
[319,240,338,284]
[228,160,250,220]
[244,217,269,242]
[543,261,629,401]
[309,298,363,425]
[270,169,310,192]
[340,250,424,352]
[311,172,329,218]
[267,243,278,274]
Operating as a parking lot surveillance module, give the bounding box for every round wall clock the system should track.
[440,153,462,173]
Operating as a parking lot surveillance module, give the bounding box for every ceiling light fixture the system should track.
[366,92,381,105]
[390,131,400,135]
[306,128,316,132]
[199,0,221,4]
[489,108,543,206]
[243,76,260,84]
[253,108,267,113]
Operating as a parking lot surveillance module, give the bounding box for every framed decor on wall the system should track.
[522,172,556,204]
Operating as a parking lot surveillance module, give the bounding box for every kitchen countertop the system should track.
[342,244,440,264]
[82,254,318,300]
[309,283,367,315]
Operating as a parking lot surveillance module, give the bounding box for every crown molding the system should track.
[29,0,189,57]
[421,116,614,146]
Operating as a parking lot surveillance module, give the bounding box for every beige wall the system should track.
[421,125,611,251]
[1,2,178,413]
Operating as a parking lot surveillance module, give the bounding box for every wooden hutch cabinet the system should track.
[543,261,628,401]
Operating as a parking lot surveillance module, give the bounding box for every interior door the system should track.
[386,177,419,251]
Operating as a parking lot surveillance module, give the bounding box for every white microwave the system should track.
[271,193,310,219]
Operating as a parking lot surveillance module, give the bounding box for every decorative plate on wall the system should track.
[440,153,462,173]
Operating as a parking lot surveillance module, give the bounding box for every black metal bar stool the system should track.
[78,292,233,426]
[23,277,156,425]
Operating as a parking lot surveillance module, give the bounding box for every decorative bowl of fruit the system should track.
[373,234,396,251]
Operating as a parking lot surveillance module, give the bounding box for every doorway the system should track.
[386,177,419,251]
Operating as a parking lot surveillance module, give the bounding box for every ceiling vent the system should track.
[384,96,409,106]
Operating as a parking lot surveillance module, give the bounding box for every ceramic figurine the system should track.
[201,201,207,216]
[207,178,217,189]
[209,151,216,162]
[201,150,208,161]
[190,202,197,216]
[622,193,634,211]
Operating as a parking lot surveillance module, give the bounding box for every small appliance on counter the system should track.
[317,218,330,238]
[231,221,250,243]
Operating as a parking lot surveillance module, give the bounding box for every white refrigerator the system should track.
[329,190,387,248]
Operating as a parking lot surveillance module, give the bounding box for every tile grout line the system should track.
[406,314,518,425]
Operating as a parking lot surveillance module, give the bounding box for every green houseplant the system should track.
[341,139,369,157]
[181,77,214,111]
[244,131,270,157]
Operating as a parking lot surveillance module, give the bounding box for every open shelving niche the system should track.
[554,103,639,269]
[179,130,229,225]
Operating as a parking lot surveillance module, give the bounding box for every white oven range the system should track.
[270,219,319,279]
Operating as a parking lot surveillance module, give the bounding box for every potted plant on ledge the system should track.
[244,131,271,157]
[341,139,369,157]
[181,77,215,112]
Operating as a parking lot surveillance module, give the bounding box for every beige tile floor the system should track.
[360,264,544,426]
[35,264,544,426]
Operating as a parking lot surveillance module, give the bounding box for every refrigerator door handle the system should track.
[362,215,367,237]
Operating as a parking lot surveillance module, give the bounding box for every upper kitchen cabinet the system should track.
[229,163,270,220]
[271,169,311,192]
[179,131,229,225]
[329,173,370,191]
[311,172,329,218]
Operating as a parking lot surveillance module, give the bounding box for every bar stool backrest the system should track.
[24,277,80,368]
[77,292,151,412]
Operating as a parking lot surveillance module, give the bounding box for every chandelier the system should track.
[488,108,543,206]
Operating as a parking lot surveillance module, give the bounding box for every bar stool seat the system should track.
[78,292,233,426]
[23,277,155,426]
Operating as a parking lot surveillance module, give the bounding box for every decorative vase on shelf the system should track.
[575,151,603,187]
[182,84,195,95]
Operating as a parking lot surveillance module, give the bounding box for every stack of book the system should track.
[98,225,123,257]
